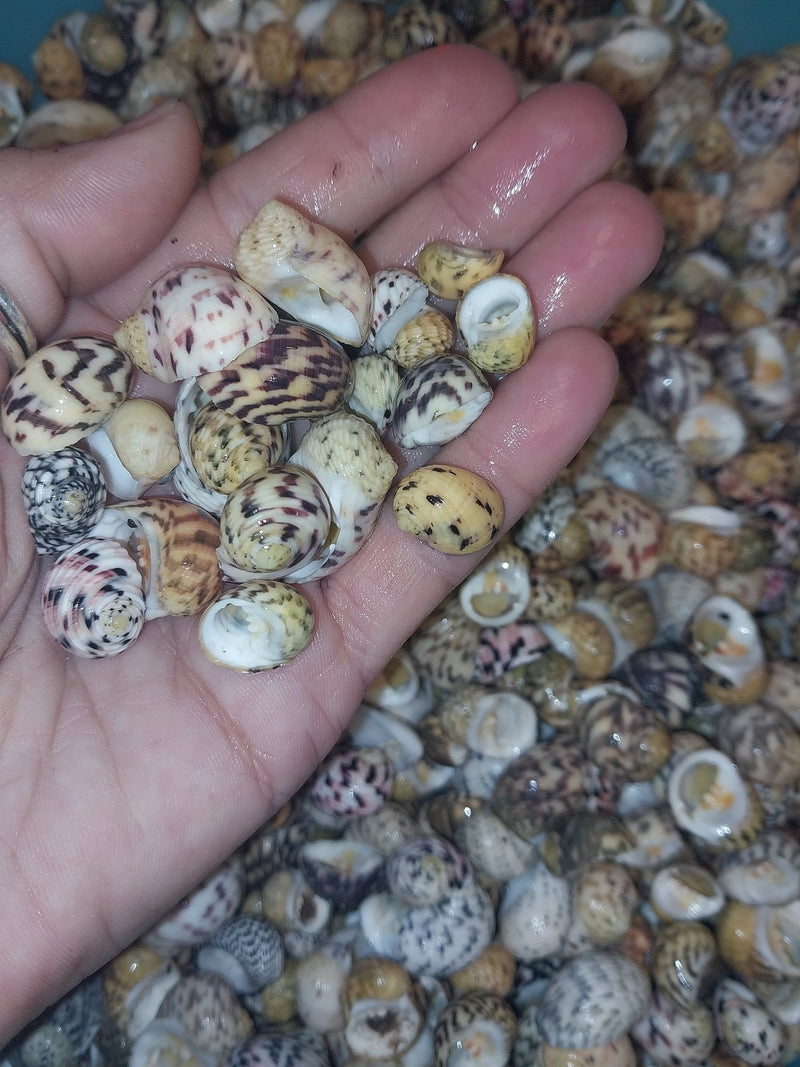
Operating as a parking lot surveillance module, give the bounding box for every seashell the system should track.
[577,581,657,665]
[390,353,492,450]
[754,899,800,980]
[233,199,372,345]
[22,447,106,555]
[145,856,244,953]
[40,536,146,658]
[216,466,332,581]
[288,410,397,579]
[717,703,800,788]
[650,188,727,252]
[103,947,180,1040]
[393,463,504,555]
[661,505,742,579]
[198,579,314,672]
[119,55,206,129]
[187,401,287,496]
[157,973,253,1059]
[459,540,531,627]
[649,863,724,922]
[416,240,504,301]
[344,801,421,859]
[539,610,615,681]
[717,833,800,907]
[455,807,537,885]
[718,50,800,156]
[577,485,662,582]
[575,16,675,108]
[347,353,401,433]
[420,684,537,765]
[516,482,591,572]
[298,838,384,910]
[396,878,496,976]
[662,250,732,307]
[474,619,550,696]
[631,988,715,1067]
[713,978,785,1066]
[348,704,424,772]
[294,942,351,1033]
[536,950,651,1050]
[651,920,720,1012]
[456,273,536,374]
[342,956,425,1061]
[171,379,228,517]
[363,651,434,723]
[88,398,179,499]
[599,436,696,511]
[541,811,635,879]
[526,572,575,623]
[577,691,672,782]
[114,266,278,383]
[366,267,429,353]
[229,1030,330,1067]
[572,860,637,946]
[409,593,483,692]
[615,645,702,727]
[758,498,800,569]
[434,991,517,1067]
[715,442,800,508]
[674,393,747,467]
[197,321,352,428]
[257,867,332,937]
[14,100,122,149]
[310,745,393,819]
[94,497,222,619]
[449,942,517,1000]
[633,68,715,175]
[493,735,606,841]
[687,594,767,704]
[2,337,133,457]
[195,915,283,994]
[667,746,762,849]
[382,6,463,62]
[386,306,457,371]
[128,1019,214,1067]
[720,325,796,427]
[386,834,472,906]
[720,263,791,331]
[0,281,38,370]
[643,567,713,645]
[616,805,686,870]
[539,1036,638,1067]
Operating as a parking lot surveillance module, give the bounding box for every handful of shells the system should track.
[0,198,536,670]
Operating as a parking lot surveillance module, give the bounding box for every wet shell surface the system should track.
[21,447,107,555]
[198,579,314,671]
[416,240,504,301]
[89,397,180,498]
[114,265,278,383]
[456,272,536,374]
[197,320,352,427]
[187,400,287,495]
[40,536,146,658]
[195,915,284,994]
[1,337,133,456]
[366,267,429,353]
[433,990,517,1067]
[393,464,504,555]
[390,353,492,450]
[233,198,372,345]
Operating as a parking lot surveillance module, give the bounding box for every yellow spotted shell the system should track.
[416,240,504,301]
[387,307,456,370]
[393,464,504,555]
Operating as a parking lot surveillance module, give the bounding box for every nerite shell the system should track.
[393,464,504,554]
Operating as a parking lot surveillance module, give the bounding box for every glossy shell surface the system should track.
[390,353,492,450]
[416,240,504,301]
[456,272,536,374]
[393,464,504,555]
[22,447,107,555]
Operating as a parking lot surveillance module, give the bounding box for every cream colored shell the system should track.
[416,240,504,301]
[393,464,504,555]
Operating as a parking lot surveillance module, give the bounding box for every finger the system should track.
[358,80,629,267]
[0,102,203,348]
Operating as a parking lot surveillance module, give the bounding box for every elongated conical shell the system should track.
[114,265,278,383]
[2,337,132,456]
[234,199,372,345]
[198,579,314,671]
[41,536,146,657]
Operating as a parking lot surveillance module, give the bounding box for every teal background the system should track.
[3,0,799,85]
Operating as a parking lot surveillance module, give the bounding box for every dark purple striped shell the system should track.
[197,320,352,426]
[390,353,491,449]
[309,746,393,818]
[22,447,107,555]
[387,835,472,905]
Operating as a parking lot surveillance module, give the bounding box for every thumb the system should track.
[0,101,203,347]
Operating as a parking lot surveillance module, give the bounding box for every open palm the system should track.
[0,46,662,1043]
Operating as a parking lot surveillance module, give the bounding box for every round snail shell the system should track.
[217,465,332,580]
[456,273,536,374]
[88,398,179,498]
[188,402,285,495]
[367,267,429,353]
[233,198,372,345]
[347,353,401,434]
[393,464,504,555]
[387,306,456,370]
[114,265,278,383]
[22,447,107,555]
[41,536,146,658]
[198,579,314,672]
[2,337,133,456]
[390,353,492,450]
[416,240,504,301]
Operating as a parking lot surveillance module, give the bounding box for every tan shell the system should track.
[540,610,615,681]
[457,273,536,374]
[1,337,133,456]
[540,1036,637,1067]
[651,920,720,1011]
[234,199,372,345]
[386,307,456,370]
[104,399,180,483]
[416,240,504,301]
[393,464,504,555]
[716,901,782,982]
[189,402,286,494]
[573,861,638,946]
[449,942,517,998]
[342,956,419,1010]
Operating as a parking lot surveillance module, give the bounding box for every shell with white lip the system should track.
[40,536,146,658]
[674,393,747,467]
[145,856,245,953]
[366,267,429,353]
[717,832,800,906]
[233,199,372,345]
[667,746,762,849]
[649,863,725,921]
[216,466,332,581]
[2,337,133,456]
[342,956,425,1062]
[22,447,107,555]
[499,861,572,960]
[390,353,492,450]
[88,398,179,499]
[459,540,531,627]
[434,991,517,1067]
[347,353,401,433]
[198,578,314,671]
[456,273,536,374]
[687,593,767,704]
[114,265,278,383]
[416,240,504,301]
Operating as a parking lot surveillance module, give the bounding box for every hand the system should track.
[0,44,661,1042]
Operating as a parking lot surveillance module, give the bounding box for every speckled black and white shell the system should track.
[22,447,107,554]
[386,834,472,906]
[366,267,429,353]
[195,914,284,994]
[1,337,133,456]
[434,991,517,1067]
[390,353,492,449]
[395,878,495,976]
[535,950,652,1049]
[145,856,244,953]
[229,1029,330,1067]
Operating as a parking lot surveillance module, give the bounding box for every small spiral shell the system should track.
[41,536,146,658]
[21,447,107,555]
[189,402,287,494]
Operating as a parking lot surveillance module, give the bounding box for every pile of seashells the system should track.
[4,0,800,1065]
[2,197,532,669]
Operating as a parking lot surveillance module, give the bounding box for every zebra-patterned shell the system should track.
[197,321,352,426]
[22,447,107,554]
[390,353,492,449]
[1,337,133,456]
